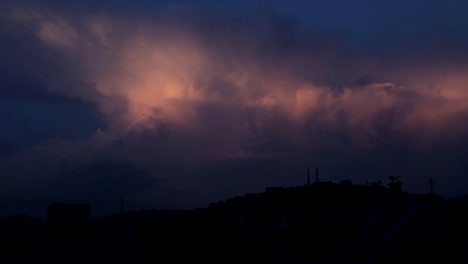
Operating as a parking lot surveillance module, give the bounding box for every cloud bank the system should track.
[1,1,468,217]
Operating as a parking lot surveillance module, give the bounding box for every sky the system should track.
[1,0,468,218]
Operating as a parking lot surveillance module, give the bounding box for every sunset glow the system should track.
[1,1,468,216]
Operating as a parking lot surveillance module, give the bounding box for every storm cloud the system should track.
[1,0,468,217]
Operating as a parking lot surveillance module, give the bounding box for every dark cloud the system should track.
[1,0,468,218]
[0,77,106,153]
[50,159,157,215]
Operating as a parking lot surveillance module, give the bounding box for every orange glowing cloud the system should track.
[4,5,468,155]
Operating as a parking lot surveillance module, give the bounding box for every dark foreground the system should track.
[1,181,467,263]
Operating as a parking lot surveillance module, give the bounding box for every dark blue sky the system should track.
[1,0,468,218]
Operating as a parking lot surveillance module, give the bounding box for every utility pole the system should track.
[307,168,310,186]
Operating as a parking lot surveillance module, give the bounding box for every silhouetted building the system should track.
[47,203,90,225]
[266,187,284,193]
[388,177,403,194]
[46,203,91,263]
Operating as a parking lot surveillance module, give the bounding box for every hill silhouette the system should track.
[0,180,467,263]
